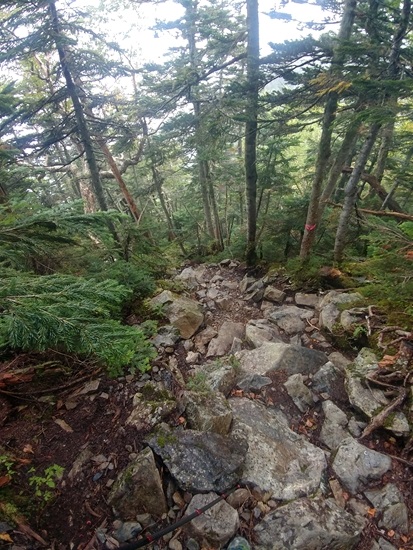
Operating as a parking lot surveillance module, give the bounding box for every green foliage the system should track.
[352,219,413,326]
[186,371,210,393]
[0,454,16,478]
[28,464,64,504]
[0,273,155,375]
[90,260,156,302]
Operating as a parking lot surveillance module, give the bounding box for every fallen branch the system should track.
[360,387,407,439]
[326,201,413,222]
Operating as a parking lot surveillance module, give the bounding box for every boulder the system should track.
[194,326,218,354]
[185,492,239,546]
[147,425,247,493]
[184,390,233,435]
[207,321,245,357]
[245,319,283,348]
[284,374,315,412]
[175,266,207,288]
[320,400,349,450]
[229,398,327,499]
[203,362,237,396]
[237,343,328,378]
[318,291,363,331]
[295,292,319,308]
[108,447,167,519]
[263,286,286,303]
[332,438,392,493]
[268,305,314,335]
[150,290,204,339]
[365,484,409,534]
[126,382,176,430]
[345,349,410,436]
[254,497,363,550]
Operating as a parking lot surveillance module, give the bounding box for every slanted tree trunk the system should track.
[244,0,259,266]
[48,0,108,212]
[334,122,381,263]
[300,0,356,260]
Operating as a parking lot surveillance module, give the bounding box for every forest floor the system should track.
[0,263,412,550]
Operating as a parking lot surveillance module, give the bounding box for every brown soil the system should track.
[0,264,412,550]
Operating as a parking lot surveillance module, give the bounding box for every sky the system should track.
[78,0,337,62]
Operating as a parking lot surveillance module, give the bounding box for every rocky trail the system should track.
[1,261,412,550]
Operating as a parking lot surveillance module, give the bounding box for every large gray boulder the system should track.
[150,290,204,339]
[175,265,208,289]
[229,398,327,499]
[245,319,283,348]
[254,497,363,550]
[207,321,245,357]
[236,343,328,378]
[267,306,314,335]
[108,447,167,519]
[332,438,392,493]
[146,425,247,493]
[318,290,363,331]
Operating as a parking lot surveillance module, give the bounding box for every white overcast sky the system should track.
[77,0,336,62]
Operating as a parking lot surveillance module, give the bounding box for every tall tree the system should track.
[244,0,259,265]
[299,0,356,261]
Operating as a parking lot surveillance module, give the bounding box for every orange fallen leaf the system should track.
[400,535,408,543]
[379,355,396,368]
[23,444,34,454]
[387,530,395,538]
[177,416,186,425]
[305,419,314,428]
[367,508,376,517]
[231,389,243,397]
[0,475,11,487]
[0,533,13,543]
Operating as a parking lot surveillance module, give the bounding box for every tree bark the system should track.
[245,0,259,266]
[300,0,357,260]
[48,0,108,212]
[334,122,381,263]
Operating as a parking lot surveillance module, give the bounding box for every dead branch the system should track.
[326,201,413,222]
[360,387,407,439]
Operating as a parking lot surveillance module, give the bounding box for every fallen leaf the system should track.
[231,389,243,397]
[379,355,396,368]
[367,508,376,517]
[0,475,11,487]
[387,530,395,537]
[305,419,314,428]
[23,444,34,454]
[0,533,13,543]
[177,416,186,425]
[400,535,408,543]
[54,419,74,433]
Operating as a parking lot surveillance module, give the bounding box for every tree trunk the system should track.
[48,0,108,212]
[245,0,259,266]
[300,0,357,260]
[334,123,381,263]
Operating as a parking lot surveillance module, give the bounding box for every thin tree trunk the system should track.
[382,146,413,209]
[48,0,108,212]
[300,0,357,260]
[245,0,259,266]
[334,123,381,263]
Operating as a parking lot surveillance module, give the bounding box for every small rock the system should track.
[186,538,200,550]
[185,492,239,546]
[112,521,142,543]
[226,488,250,509]
[227,536,251,550]
[169,539,183,550]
